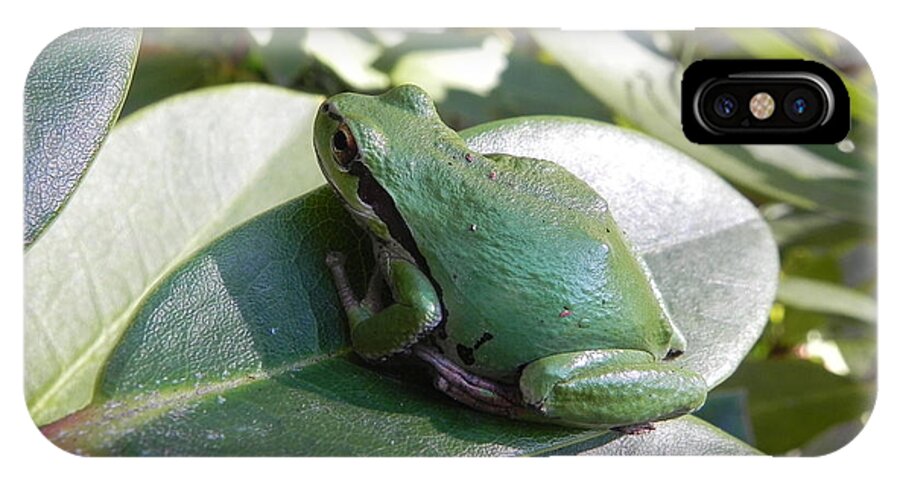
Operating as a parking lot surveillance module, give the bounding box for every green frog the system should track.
[314,84,706,431]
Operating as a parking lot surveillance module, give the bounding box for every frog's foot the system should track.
[326,251,442,361]
[413,345,529,418]
[519,349,707,430]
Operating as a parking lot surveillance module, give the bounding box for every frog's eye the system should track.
[331,124,358,169]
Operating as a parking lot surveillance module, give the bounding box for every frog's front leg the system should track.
[519,350,707,431]
[326,251,441,360]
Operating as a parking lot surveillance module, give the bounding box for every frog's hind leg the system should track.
[413,345,529,418]
[519,349,707,431]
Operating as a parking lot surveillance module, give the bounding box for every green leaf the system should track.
[715,360,875,454]
[777,276,876,323]
[532,31,876,225]
[24,28,141,246]
[41,115,776,455]
[25,85,325,426]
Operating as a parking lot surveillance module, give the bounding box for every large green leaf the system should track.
[24,28,141,246]
[532,30,876,225]
[25,85,325,426]
[40,110,775,455]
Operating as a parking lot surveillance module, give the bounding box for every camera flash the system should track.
[750,92,775,120]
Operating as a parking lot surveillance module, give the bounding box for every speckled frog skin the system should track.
[314,84,707,431]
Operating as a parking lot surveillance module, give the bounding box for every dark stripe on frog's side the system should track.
[348,161,448,320]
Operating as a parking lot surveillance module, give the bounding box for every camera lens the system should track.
[791,98,808,115]
[784,88,819,123]
[713,94,738,118]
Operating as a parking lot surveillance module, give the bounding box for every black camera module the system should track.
[713,94,738,118]
[682,60,849,144]
[784,88,820,123]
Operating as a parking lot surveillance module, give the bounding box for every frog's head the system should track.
[313,84,455,241]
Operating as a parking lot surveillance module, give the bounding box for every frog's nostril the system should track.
[321,102,342,121]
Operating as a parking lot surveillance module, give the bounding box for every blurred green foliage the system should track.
[117,27,876,455]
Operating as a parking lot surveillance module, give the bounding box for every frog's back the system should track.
[387,153,674,381]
